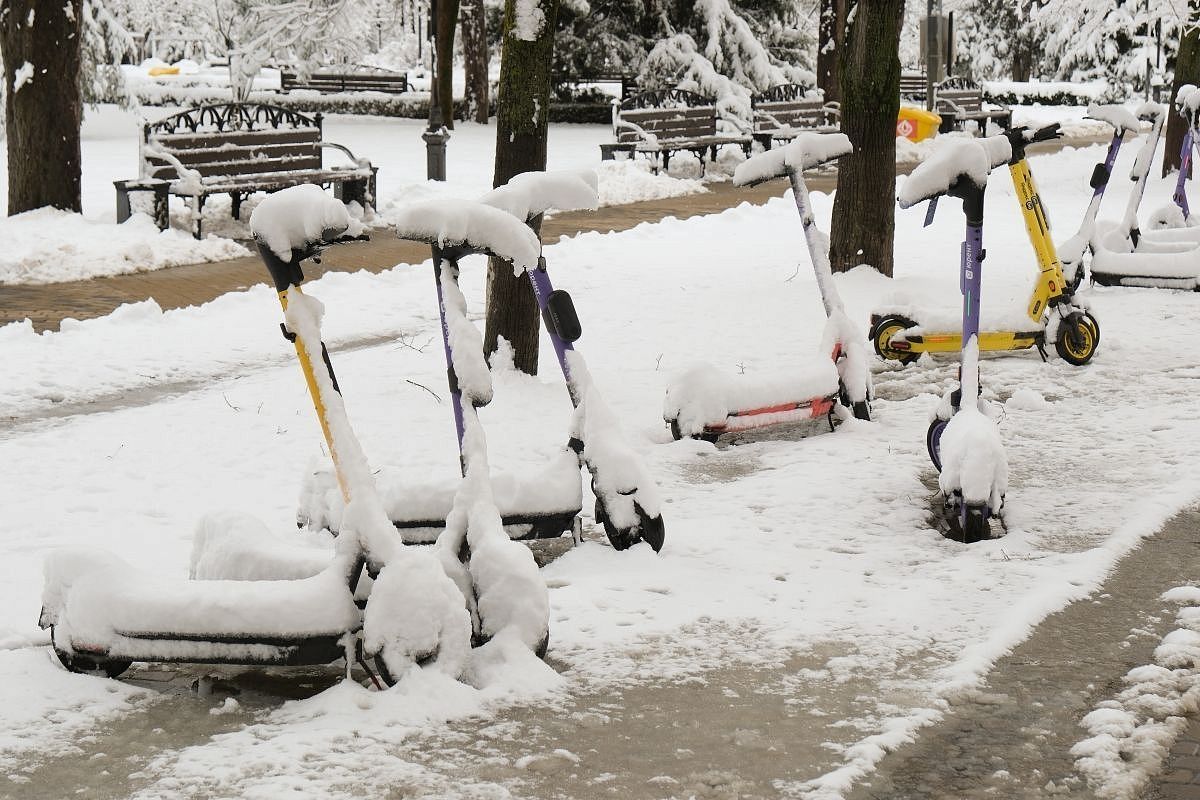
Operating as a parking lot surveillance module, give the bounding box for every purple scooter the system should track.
[397,181,666,554]
[900,139,1010,543]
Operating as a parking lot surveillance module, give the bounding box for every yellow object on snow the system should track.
[896,106,941,142]
[148,65,181,77]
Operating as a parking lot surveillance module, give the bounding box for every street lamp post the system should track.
[423,0,450,180]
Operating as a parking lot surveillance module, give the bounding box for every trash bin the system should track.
[896,106,941,142]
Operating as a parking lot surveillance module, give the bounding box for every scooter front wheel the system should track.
[1055,312,1099,365]
[869,315,919,365]
[595,498,665,553]
[926,418,948,472]
[944,502,991,544]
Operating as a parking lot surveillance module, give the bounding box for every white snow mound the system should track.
[249,184,358,261]
[733,133,852,186]
[394,199,542,274]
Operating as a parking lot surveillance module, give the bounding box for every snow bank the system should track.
[1071,587,1200,800]
[0,209,246,285]
[594,160,707,206]
[248,184,360,260]
[393,199,542,275]
[732,133,852,186]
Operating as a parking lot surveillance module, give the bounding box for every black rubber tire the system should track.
[51,638,131,679]
[926,418,947,472]
[1055,312,1099,365]
[869,315,920,365]
[852,399,871,421]
[595,498,665,553]
[669,417,719,444]
[945,503,991,544]
[374,654,396,687]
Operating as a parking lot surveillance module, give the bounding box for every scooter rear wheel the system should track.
[1055,312,1099,365]
[668,418,720,444]
[869,315,920,365]
[50,632,131,679]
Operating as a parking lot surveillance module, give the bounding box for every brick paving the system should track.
[1152,720,1200,799]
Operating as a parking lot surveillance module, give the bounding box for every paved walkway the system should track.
[0,177,805,332]
[1151,722,1200,799]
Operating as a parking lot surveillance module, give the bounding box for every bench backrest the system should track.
[900,72,928,98]
[616,89,717,142]
[937,88,983,113]
[141,103,323,181]
[280,68,408,94]
[935,77,985,113]
[751,85,832,133]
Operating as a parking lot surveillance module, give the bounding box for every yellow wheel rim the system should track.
[1064,323,1095,361]
[876,322,909,360]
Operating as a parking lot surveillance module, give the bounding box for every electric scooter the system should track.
[899,139,1010,543]
[871,125,1100,367]
[39,187,481,682]
[662,132,872,442]
[1088,96,1200,289]
[388,184,667,553]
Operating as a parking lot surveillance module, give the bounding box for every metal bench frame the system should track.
[750,84,841,150]
[279,65,409,95]
[129,102,376,239]
[599,89,751,175]
[935,76,1013,135]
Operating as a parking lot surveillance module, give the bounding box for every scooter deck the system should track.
[67,631,349,667]
[391,509,581,543]
[893,329,1040,354]
[701,393,838,437]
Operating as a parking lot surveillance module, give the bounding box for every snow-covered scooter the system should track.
[662,132,872,442]
[871,125,1100,367]
[1087,94,1200,289]
[38,186,516,683]
[899,139,1010,543]
[380,180,666,553]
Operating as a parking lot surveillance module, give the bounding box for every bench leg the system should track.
[191,195,205,240]
[231,192,243,221]
[660,151,670,175]
[115,184,132,225]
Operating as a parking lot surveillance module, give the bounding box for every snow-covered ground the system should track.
[3,131,1200,797]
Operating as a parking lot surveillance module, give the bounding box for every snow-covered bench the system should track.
[599,89,752,175]
[900,72,928,101]
[279,66,409,95]
[750,84,840,150]
[131,102,376,239]
[935,76,1013,135]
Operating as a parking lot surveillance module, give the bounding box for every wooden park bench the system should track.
[750,84,840,150]
[599,89,752,175]
[123,102,376,239]
[554,70,638,100]
[279,66,408,95]
[934,76,1012,134]
[900,72,928,101]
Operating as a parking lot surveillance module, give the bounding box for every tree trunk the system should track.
[460,0,489,123]
[829,0,904,277]
[436,0,460,126]
[816,0,847,102]
[1164,13,1200,176]
[1,0,85,215]
[482,0,561,375]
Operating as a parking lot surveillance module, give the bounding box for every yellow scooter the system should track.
[869,125,1100,367]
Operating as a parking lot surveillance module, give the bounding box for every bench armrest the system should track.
[319,141,372,169]
[614,119,660,147]
[717,108,752,135]
[141,143,204,195]
[936,98,967,116]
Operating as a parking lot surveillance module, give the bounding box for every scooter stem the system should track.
[788,170,843,319]
[432,249,468,463]
[1174,127,1194,219]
